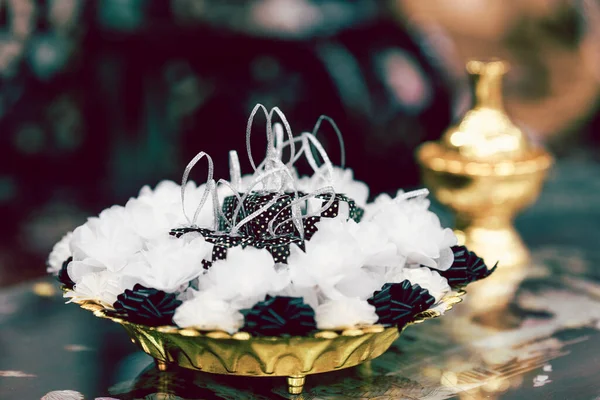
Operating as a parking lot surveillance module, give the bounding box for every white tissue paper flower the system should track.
[124,197,183,241]
[383,263,406,285]
[289,217,392,299]
[316,297,378,330]
[287,218,365,300]
[176,286,198,302]
[199,246,290,309]
[273,283,320,311]
[98,203,129,220]
[173,293,244,334]
[387,266,450,302]
[369,193,456,270]
[348,219,404,268]
[47,231,73,274]
[134,180,218,232]
[70,206,144,272]
[68,257,106,283]
[298,166,369,206]
[334,268,388,300]
[363,192,394,219]
[64,271,132,308]
[121,235,211,293]
[138,179,182,204]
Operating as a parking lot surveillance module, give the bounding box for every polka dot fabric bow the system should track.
[304,193,364,239]
[179,188,367,266]
[220,192,299,237]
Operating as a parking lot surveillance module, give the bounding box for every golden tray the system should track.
[74,291,465,394]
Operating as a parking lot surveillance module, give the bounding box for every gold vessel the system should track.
[75,291,465,394]
[417,60,553,269]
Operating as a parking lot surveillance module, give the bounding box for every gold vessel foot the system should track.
[155,359,168,371]
[456,219,530,268]
[287,375,306,395]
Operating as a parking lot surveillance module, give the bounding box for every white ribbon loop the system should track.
[302,132,335,186]
[246,104,271,172]
[214,178,246,232]
[274,123,284,160]
[181,151,214,226]
[269,107,296,168]
[311,115,346,168]
[276,135,306,166]
[229,150,242,191]
[226,110,343,238]
[245,105,298,192]
[395,188,430,203]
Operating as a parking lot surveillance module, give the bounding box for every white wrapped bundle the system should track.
[50,105,495,335]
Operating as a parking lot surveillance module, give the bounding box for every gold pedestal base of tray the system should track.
[127,320,400,395]
[77,291,464,394]
[148,328,398,394]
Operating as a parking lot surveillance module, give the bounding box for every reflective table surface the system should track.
[2,156,600,400]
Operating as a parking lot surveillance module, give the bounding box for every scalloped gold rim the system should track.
[70,289,466,340]
[417,142,553,177]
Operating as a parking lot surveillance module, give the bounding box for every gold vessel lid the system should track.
[441,60,530,161]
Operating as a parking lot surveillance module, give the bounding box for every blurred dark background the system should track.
[2,0,600,286]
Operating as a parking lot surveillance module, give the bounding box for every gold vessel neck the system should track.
[467,60,508,110]
[438,59,531,160]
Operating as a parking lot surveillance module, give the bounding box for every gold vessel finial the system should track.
[442,59,529,161]
[417,59,553,271]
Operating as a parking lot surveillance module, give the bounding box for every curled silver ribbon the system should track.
[229,150,242,191]
[230,116,341,238]
[213,178,246,232]
[181,151,214,226]
[246,104,271,173]
[267,186,337,238]
[311,115,346,168]
[274,123,284,161]
[181,106,353,240]
[245,105,298,191]
[301,132,335,187]
[395,188,430,203]
[269,107,296,169]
